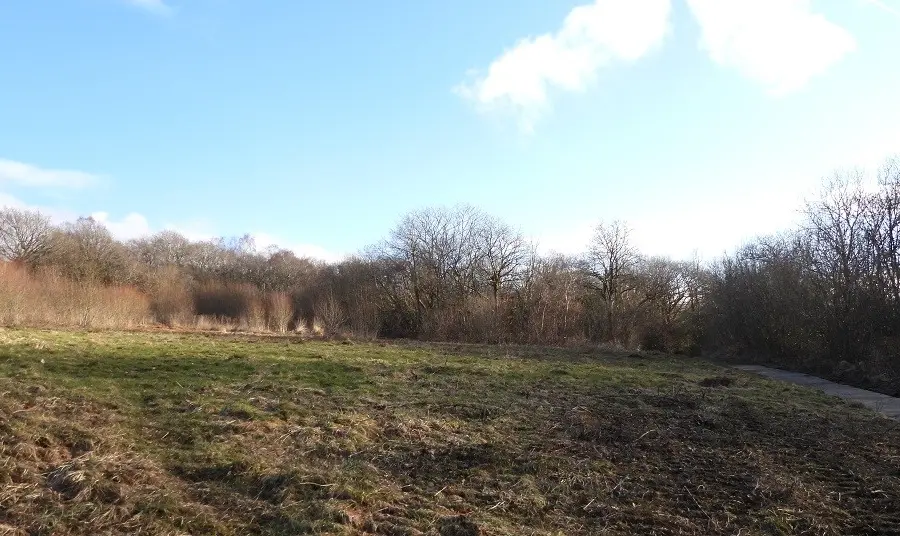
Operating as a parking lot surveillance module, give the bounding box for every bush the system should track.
[264,292,293,333]
[193,282,253,321]
[314,292,347,336]
[0,262,150,328]
[146,267,192,326]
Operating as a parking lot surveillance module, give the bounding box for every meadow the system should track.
[1,329,898,535]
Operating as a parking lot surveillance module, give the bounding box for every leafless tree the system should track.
[0,207,55,266]
[383,205,488,335]
[49,217,137,284]
[804,171,873,360]
[478,216,527,308]
[586,220,639,342]
[868,158,900,326]
[639,258,690,324]
[516,253,584,343]
[130,230,191,269]
[183,240,229,277]
[260,249,318,292]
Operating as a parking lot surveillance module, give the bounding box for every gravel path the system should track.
[736,364,900,421]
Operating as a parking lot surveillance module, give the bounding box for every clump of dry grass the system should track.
[0,263,150,329]
[0,380,227,535]
[0,262,310,336]
[264,291,293,334]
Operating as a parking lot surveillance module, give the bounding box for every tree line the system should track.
[1,158,899,391]
[707,159,900,392]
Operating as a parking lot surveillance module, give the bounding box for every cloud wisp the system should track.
[251,232,346,264]
[0,158,101,189]
[90,211,153,241]
[456,0,672,132]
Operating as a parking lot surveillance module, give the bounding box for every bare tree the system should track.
[0,207,55,266]
[639,258,690,325]
[130,230,191,269]
[50,217,137,284]
[183,240,230,278]
[383,205,488,335]
[515,253,584,343]
[478,216,527,308]
[868,157,900,328]
[705,233,823,359]
[804,171,873,360]
[586,220,639,342]
[260,249,318,292]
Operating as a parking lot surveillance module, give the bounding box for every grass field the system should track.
[1,329,899,536]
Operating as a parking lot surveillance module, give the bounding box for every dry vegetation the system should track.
[0,264,150,329]
[4,160,900,395]
[1,329,899,535]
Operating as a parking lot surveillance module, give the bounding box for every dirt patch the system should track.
[698,376,735,388]
[437,515,479,536]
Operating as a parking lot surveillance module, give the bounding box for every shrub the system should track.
[193,282,254,322]
[146,266,192,326]
[0,262,150,328]
[314,293,347,336]
[264,292,293,334]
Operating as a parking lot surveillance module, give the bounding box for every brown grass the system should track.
[0,263,150,329]
[264,292,293,334]
[0,329,898,535]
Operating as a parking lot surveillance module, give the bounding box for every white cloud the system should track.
[125,0,172,15]
[0,158,100,189]
[90,211,152,240]
[251,232,345,263]
[686,0,856,95]
[533,209,799,263]
[163,220,217,243]
[533,221,595,257]
[456,0,671,131]
[0,160,341,260]
[0,192,80,224]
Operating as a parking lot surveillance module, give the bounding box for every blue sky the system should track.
[2,0,899,261]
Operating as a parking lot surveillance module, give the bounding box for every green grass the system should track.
[1,328,898,535]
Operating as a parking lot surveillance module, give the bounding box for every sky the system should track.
[2,0,900,262]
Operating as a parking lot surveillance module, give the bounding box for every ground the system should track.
[0,329,898,536]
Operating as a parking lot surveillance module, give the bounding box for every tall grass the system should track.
[0,263,303,334]
[264,292,293,333]
[0,263,150,328]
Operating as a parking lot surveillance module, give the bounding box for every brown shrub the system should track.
[0,262,150,328]
[146,266,192,326]
[314,292,347,336]
[193,282,254,321]
[264,292,293,333]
